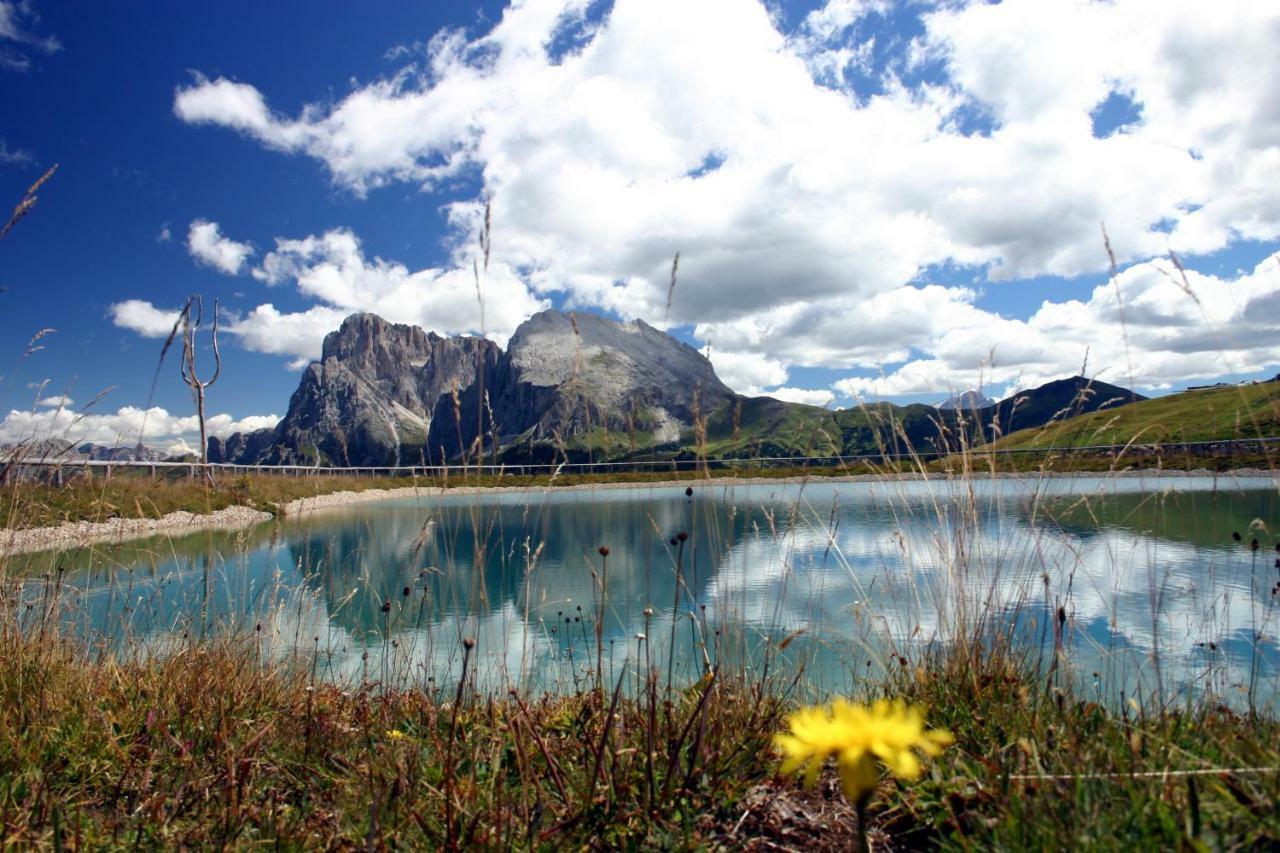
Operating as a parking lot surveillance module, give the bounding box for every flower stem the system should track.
[855,794,870,853]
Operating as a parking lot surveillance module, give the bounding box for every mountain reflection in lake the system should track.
[17,475,1280,711]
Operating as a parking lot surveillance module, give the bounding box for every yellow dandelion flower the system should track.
[773,698,953,803]
[385,728,408,741]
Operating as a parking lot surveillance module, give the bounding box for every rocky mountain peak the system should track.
[429,308,738,458]
[320,313,444,378]
[229,314,501,466]
[507,309,729,401]
[935,390,996,410]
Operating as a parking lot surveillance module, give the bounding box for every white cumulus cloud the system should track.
[187,219,253,275]
[0,405,279,452]
[832,251,1280,398]
[164,0,1280,392]
[239,227,547,364]
[764,386,835,407]
[114,226,548,369]
[110,299,181,338]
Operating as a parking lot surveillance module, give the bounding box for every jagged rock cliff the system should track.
[430,310,737,460]
[207,428,276,465]
[217,314,500,467]
[213,310,737,466]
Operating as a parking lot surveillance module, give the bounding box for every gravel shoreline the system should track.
[3,468,1275,557]
[0,505,274,557]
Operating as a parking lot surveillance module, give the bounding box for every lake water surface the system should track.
[16,475,1280,710]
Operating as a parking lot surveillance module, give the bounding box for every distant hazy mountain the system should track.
[935,390,996,410]
[0,440,163,463]
[209,311,1149,466]
[77,442,165,462]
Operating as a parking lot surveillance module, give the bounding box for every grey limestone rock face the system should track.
[428,309,737,459]
[207,428,276,465]
[215,313,500,467]
[213,309,740,466]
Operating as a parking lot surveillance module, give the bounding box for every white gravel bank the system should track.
[1,505,272,557]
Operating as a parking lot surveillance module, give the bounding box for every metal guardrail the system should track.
[2,436,1278,481]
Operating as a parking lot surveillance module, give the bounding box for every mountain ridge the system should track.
[209,311,1149,466]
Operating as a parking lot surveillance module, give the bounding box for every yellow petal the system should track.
[886,748,921,780]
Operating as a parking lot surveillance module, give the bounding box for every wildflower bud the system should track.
[643,607,653,617]
[670,537,678,546]
[403,586,411,597]
[598,546,610,556]
[677,531,688,542]
[255,623,262,632]
[463,637,476,649]
[1232,531,1242,541]
[685,486,693,497]
[1250,538,1259,551]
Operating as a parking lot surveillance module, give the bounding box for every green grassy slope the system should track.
[986,381,1280,450]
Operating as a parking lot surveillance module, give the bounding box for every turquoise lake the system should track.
[15,475,1280,711]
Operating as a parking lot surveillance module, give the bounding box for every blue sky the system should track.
[2,0,1278,450]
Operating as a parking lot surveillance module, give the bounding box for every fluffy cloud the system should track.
[111,299,181,337]
[0,404,279,452]
[833,251,1280,398]
[35,394,72,407]
[224,304,350,369]
[239,227,547,362]
[763,386,835,407]
[168,0,1280,394]
[187,219,253,275]
[115,227,548,369]
[703,349,787,394]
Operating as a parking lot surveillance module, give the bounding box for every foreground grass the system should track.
[0,629,1276,849]
[3,448,1276,533]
